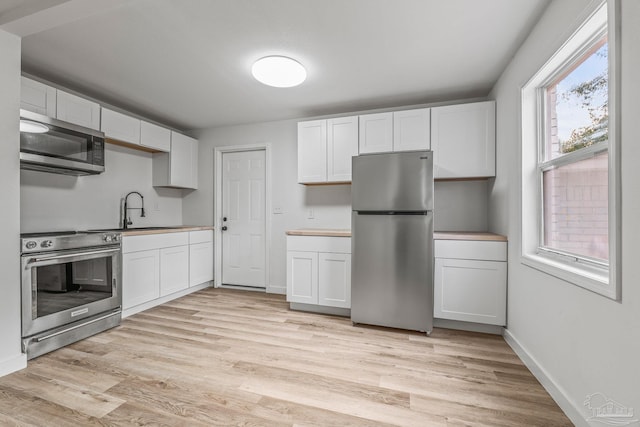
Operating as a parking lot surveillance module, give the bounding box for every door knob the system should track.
[221,226,228,231]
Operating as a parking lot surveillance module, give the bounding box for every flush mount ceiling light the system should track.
[251,56,307,88]
[19,120,49,133]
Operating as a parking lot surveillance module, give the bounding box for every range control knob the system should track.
[40,240,53,248]
[25,241,37,250]
[103,234,113,243]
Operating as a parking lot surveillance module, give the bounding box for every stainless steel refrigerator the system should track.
[351,150,434,334]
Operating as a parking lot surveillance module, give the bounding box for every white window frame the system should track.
[520,0,620,300]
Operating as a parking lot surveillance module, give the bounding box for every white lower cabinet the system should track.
[122,230,214,313]
[434,240,507,326]
[189,230,214,287]
[160,245,189,296]
[286,235,351,310]
[318,252,351,308]
[287,251,318,304]
[122,249,160,310]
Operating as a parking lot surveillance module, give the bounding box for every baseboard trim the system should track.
[123,282,212,319]
[434,318,504,335]
[0,352,27,378]
[266,285,285,295]
[503,329,587,427]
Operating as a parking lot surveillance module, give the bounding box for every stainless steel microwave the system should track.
[19,109,106,176]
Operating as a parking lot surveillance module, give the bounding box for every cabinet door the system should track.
[140,120,170,152]
[431,101,496,179]
[101,108,141,145]
[160,245,189,296]
[122,250,160,310]
[327,116,358,182]
[56,90,101,130]
[393,108,430,152]
[318,252,351,308]
[434,258,506,326]
[20,77,56,116]
[169,132,198,189]
[358,112,393,154]
[297,120,327,183]
[190,241,214,286]
[286,251,318,304]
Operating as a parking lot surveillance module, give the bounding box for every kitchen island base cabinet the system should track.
[434,239,507,326]
[286,235,351,314]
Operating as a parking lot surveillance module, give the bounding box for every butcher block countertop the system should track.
[286,229,507,241]
[120,226,214,236]
[433,232,507,242]
[286,228,352,237]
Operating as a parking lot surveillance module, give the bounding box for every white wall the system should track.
[21,144,184,232]
[489,0,640,424]
[0,29,27,375]
[183,117,489,290]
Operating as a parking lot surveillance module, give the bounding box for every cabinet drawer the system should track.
[189,229,213,244]
[123,232,189,253]
[435,240,506,261]
[286,236,351,253]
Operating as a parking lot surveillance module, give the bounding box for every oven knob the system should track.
[40,240,53,248]
[25,241,37,250]
[103,234,113,242]
[113,234,120,241]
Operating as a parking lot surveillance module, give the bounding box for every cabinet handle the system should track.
[221,226,228,231]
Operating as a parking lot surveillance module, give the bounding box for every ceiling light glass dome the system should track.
[252,56,307,88]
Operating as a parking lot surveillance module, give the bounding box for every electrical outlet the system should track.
[154,202,160,211]
[307,209,314,219]
[273,207,283,214]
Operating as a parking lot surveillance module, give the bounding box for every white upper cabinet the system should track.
[140,120,171,152]
[298,116,358,184]
[56,90,101,130]
[20,77,100,130]
[297,120,327,183]
[393,108,431,151]
[327,116,358,182]
[153,131,198,189]
[431,100,496,179]
[101,108,141,144]
[20,77,56,117]
[358,112,393,154]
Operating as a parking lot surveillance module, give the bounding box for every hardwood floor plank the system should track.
[0,288,571,426]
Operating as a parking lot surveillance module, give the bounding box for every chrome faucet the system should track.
[123,191,145,229]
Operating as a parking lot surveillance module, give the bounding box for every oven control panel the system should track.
[20,231,122,254]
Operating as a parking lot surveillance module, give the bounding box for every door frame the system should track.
[213,143,272,291]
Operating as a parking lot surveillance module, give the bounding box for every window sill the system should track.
[521,252,616,300]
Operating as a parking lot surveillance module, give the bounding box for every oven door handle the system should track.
[27,247,120,267]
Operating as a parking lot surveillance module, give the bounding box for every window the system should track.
[521,1,620,299]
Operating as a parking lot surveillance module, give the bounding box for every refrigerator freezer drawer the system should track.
[351,212,433,333]
[352,150,433,212]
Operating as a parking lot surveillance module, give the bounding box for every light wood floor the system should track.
[0,288,572,426]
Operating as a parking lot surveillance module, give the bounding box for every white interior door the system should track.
[222,150,266,288]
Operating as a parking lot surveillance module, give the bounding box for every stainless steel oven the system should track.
[21,231,122,359]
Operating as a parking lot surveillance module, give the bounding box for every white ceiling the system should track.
[3,0,549,131]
